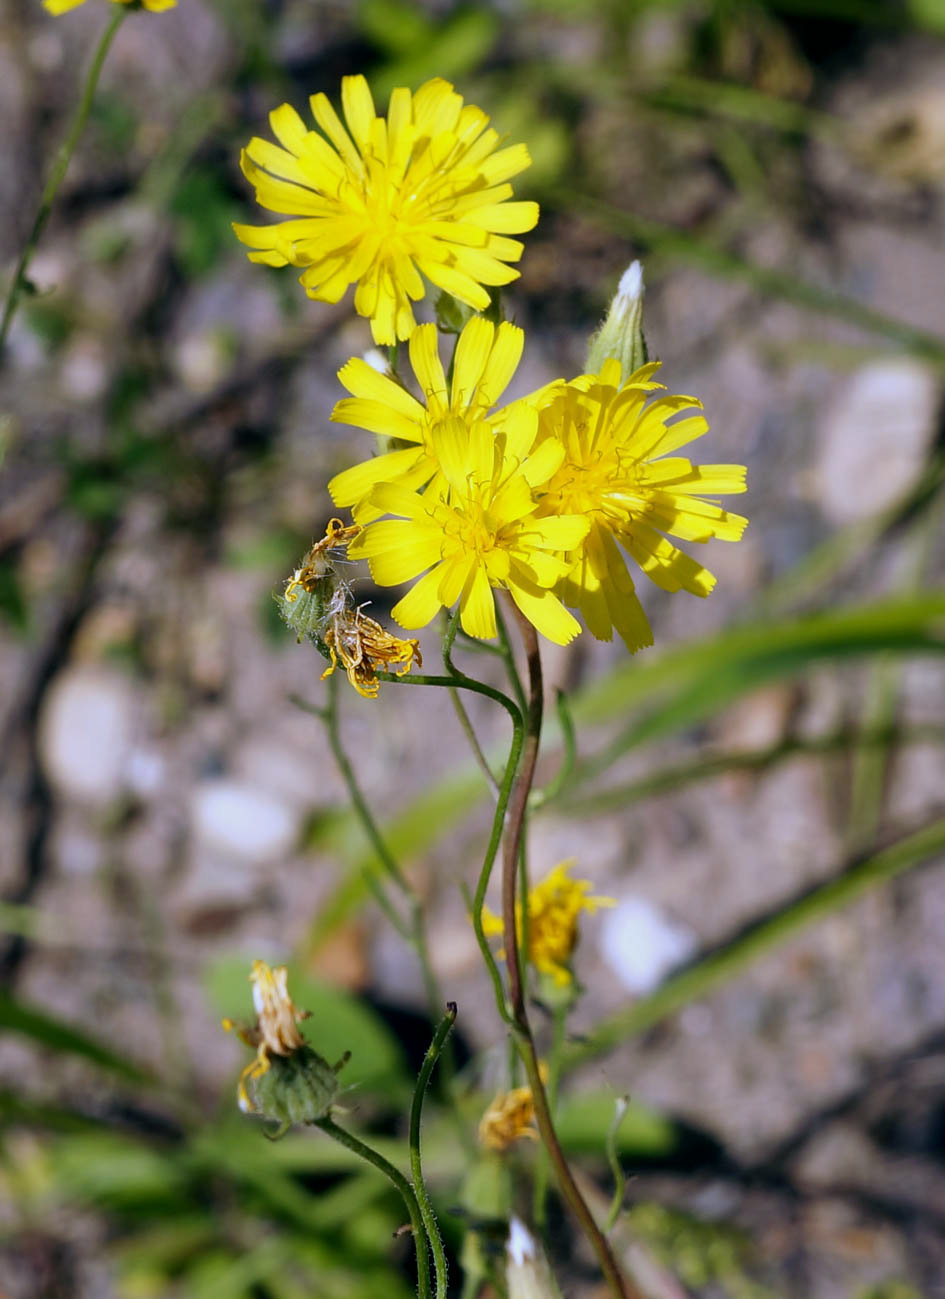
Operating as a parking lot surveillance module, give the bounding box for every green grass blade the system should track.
[568,815,945,1068]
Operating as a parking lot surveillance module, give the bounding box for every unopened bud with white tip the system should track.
[506,1217,564,1299]
[586,259,648,379]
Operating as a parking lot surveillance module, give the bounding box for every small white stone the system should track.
[39,668,135,805]
[191,779,299,865]
[599,895,698,995]
[815,359,939,524]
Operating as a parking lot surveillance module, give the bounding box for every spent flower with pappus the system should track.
[234,76,538,344]
[349,417,589,645]
[44,0,174,12]
[223,961,348,1132]
[279,518,421,698]
[483,861,614,988]
[533,357,748,652]
[329,317,536,523]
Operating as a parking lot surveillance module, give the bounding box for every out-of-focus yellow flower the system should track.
[483,860,614,987]
[44,0,175,13]
[223,961,309,1114]
[329,317,534,523]
[534,358,748,652]
[348,417,588,645]
[234,76,539,344]
[478,1084,538,1152]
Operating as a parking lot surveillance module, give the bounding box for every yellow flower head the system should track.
[348,417,589,646]
[44,0,174,12]
[329,317,535,523]
[478,1084,538,1152]
[222,960,310,1114]
[234,76,539,344]
[482,860,615,987]
[534,358,748,652]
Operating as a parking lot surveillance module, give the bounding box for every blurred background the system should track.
[3,0,945,1295]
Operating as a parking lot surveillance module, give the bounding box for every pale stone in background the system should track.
[39,667,136,806]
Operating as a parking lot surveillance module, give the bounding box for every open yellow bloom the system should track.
[348,418,588,645]
[44,0,174,12]
[482,860,614,987]
[234,76,539,344]
[535,359,748,652]
[329,318,534,523]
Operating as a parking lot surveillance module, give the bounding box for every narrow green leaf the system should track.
[569,815,945,1067]
[0,992,146,1081]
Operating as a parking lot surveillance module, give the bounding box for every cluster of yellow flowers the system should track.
[235,74,747,652]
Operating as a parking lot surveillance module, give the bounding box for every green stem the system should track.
[501,603,639,1299]
[376,661,524,1025]
[443,611,499,795]
[532,688,576,809]
[312,679,454,1088]
[409,1004,457,1299]
[0,9,126,357]
[313,1115,432,1299]
[495,601,528,717]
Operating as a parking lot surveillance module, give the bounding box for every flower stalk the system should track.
[0,8,126,358]
[501,601,641,1299]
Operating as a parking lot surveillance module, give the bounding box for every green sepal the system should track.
[248,1045,347,1127]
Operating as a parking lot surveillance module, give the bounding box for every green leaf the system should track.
[204,957,408,1093]
[0,992,146,1081]
[570,814,945,1067]
[53,1132,186,1207]
[571,593,945,782]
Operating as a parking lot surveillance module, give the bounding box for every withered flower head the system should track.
[279,517,422,698]
[478,1084,538,1152]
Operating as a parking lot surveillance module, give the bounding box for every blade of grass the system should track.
[553,194,945,365]
[567,814,945,1068]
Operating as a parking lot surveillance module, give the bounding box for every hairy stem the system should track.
[313,1115,431,1299]
[409,1003,457,1299]
[1,9,126,357]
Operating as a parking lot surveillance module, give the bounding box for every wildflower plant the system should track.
[224,72,748,1299]
[8,31,750,1297]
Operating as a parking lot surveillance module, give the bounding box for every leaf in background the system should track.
[0,992,146,1081]
[570,814,945,1067]
[370,9,500,102]
[52,1132,187,1208]
[204,957,408,1093]
[571,593,945,782]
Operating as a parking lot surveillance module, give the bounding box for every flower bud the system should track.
[585,260,647,379]
[506,1218,563,1299]
[248,1044,347,1128]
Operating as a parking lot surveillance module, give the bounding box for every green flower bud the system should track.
[248,1045,348,1131]
[585,260,648,379]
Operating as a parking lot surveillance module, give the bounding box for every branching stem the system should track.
[313,1114,432,1299]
